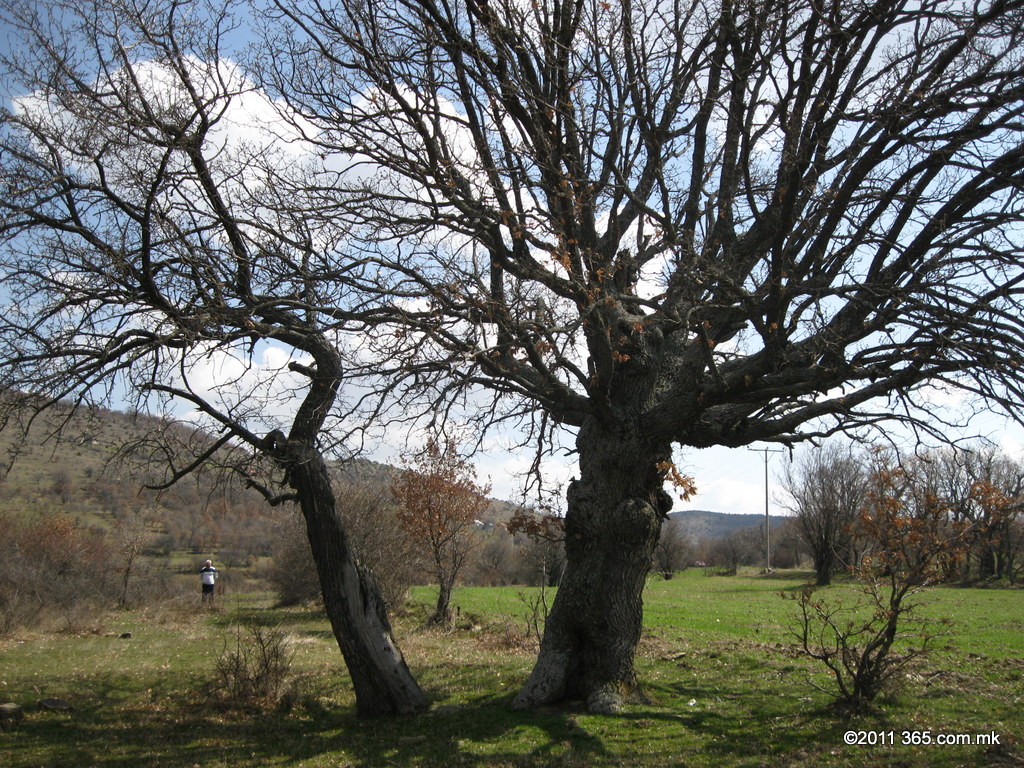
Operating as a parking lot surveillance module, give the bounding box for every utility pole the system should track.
[748,447,785,573]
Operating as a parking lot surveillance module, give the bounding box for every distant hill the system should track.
[668,509,787,540]
[1,396,769,544]
[0,397,521,547]
[0,399,172,515]
[0,396,280,561]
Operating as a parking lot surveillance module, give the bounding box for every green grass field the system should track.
[1,571,1020,767]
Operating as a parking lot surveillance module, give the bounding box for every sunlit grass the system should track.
[1,571,1021,767]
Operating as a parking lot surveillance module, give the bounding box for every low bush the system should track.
[266,478,419,613]
[788,459,967,711]
[0,511,121,633]
[212,624,296,710]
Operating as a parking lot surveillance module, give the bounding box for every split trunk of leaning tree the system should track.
[283,440,429,716]
[513,418,673,714]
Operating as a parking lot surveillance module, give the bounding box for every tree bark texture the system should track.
[814,555,835,587]
[432,575,454,626]
[286,443,428,716]
[513,419,672,713]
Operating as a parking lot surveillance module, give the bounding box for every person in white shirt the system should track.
[200,560,218,603]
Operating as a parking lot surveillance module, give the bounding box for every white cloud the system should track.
[15,55,319,218]
[171,341,314,436]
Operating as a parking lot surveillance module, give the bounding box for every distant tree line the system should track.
[4,435,1021,637]
[664,443,1024,587]
[780,443,1024,586]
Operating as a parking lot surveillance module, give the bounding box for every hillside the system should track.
[669,509,787,540]
[0,398,765,551]
[0,397,277,559]
[0,399,521,554]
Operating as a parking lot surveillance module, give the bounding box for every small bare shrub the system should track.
[490,618,536,652]
[0,511,121,634]
[517,586,551,648]
[266,513,322,607]
[267,476,420,613]
[213,625,296,709]
[789,455,966,712]
[789,580,951,711]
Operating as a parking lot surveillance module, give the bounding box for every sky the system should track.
[4,6,1024,519]
[670,414,1024,517]
[375,410,1024,517]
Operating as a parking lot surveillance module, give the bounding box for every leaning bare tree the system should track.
[4,0,1024,716]
[0,0,426,715]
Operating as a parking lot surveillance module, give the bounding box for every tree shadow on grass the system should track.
[10,680,853,768]
[0,660,845,768]
[0,691,613,768]
[759,570,818,581]
[642,678,842,764]
[205,605,339,645]
[339,695,612,768]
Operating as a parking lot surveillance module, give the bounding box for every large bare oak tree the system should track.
[261,0,1024,712]
[2,0,1024,714]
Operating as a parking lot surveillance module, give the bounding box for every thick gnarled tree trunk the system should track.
[285,441,428,717]
[514,419,672,713]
